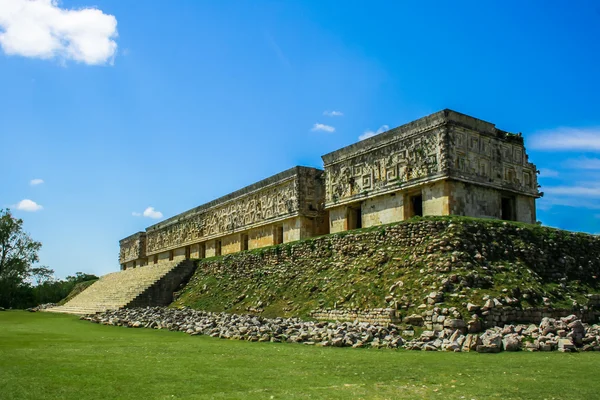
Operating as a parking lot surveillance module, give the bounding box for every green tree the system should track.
[0,209,42,308]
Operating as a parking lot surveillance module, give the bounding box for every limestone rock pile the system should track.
[403,315,600,352]
[83,307,600,352]
[82,307,405,349]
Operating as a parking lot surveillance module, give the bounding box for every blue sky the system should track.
[1,0,600,279]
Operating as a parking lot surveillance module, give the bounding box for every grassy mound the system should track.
[172,217,600,319]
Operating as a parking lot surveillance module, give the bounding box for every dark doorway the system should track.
[347,206,362,230]
[153,255,158,264]
[215,240,222,256]
[411,195,423,217]
[241,233,249,251]
[274,225,284,245]
[199,243,206,259]
[185,245,191,260]
[501,197,515,221]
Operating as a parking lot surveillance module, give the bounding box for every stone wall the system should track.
[321,109,540,229]
[308,306,600,328]
[127,260,197,308]
[120,167,327,268]
[177,218,600,325]
[446,119,538,198]
[119,232,146,266]
[310,308,399,324]
[144,167,324,256]
[322,113,445,208]
[422,307,600,332]
[193,218,600,285]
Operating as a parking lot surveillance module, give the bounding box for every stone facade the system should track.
[120,166,326,270]
[119,109,541,268]
[321,109,540,232]
[119,232,147,269]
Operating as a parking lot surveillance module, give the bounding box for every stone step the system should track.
[44,260,192,315]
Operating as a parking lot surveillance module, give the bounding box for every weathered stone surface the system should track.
[120,167,326,269]
[322,110,539,230]
[443,319,466,330]
[467,303,480,313]
[502,335,521,352]
[558,338,575,352]
[476,344,501,353]
[404,314,424,326]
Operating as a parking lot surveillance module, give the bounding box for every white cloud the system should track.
[538,196,600,211]
[538,168,559,178]
[563,157,600,170]
[14,199,43,211]
[544,185,600,198]
[0,0,118,65]
[323,110,343,117]
[142,207,163,219]
[529,127,600,151]
[30,178,44,185]
[311,123,335,133]
[359,125,389,141]
[132,207,162,219]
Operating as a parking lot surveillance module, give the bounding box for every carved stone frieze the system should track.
[447,126,538,196]
[144,168,323,255]
[119,233,146,264]
[324,129,443,205]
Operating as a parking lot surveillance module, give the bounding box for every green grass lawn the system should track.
[0,311,598,399]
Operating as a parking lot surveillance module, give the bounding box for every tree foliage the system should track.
[0,209,98,308]
[0,209,41,281]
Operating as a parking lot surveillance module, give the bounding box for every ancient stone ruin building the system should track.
[120,167,327,269]
[119,109,540,269]
[322,109,540,232]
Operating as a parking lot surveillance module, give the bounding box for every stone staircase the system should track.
[45,260,196,315]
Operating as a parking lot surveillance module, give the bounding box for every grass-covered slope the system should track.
[172,217,600,319]
[57,279,98,306]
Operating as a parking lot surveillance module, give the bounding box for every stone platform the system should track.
[45,260,196,315]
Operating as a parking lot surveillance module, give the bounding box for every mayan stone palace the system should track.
[119,109,540,270]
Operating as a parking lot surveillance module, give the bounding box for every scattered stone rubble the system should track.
[83,307,600,353]
[28,303,57,312]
